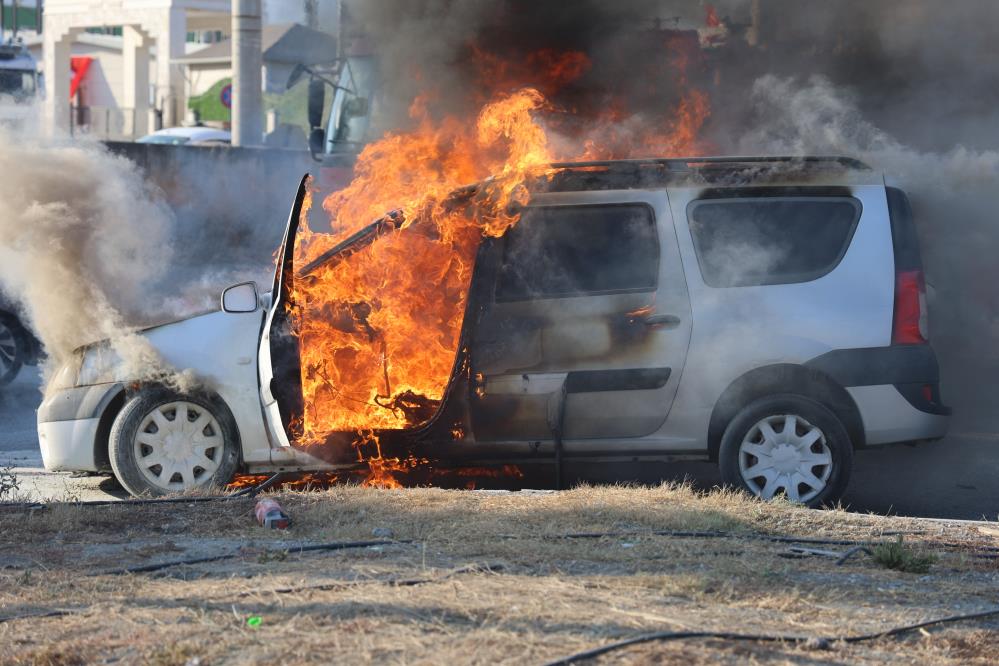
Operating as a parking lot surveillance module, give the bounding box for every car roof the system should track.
[432,157,883,209]
[535,156,882,193]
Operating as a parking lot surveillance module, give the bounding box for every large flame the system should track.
[291,88,553,445]
[287,43,711,484]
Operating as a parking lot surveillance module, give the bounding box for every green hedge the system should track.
[187,76,327,133]
[187,77,232,123]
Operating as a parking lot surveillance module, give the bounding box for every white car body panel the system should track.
[656,183,896,448]
[848,384,949,445]
[39,418,100,471]
[141,309,273,463]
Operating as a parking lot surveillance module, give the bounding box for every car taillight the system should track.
[892,269,927,344]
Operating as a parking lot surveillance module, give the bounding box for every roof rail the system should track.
[549,156,871,171]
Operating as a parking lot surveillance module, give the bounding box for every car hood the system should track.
[73,288,272,362]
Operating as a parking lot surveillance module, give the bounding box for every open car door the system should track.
[258,176,311,464]
[257,177,413,467]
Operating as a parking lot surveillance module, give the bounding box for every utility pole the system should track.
[304,0,318,29]
[746,0,761,47]
[231,0,262,146]
[336,0,344,59]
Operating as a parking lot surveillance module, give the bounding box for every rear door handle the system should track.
[643,314,681,328]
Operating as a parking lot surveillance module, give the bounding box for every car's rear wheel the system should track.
[109,387,241,497]
[0,314,26,387]
[718,394,853,508]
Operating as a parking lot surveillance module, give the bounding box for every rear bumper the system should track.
[846,384,949,446]
[807,345,950,445]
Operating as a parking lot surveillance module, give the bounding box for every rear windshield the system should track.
[497,204,659,301]
[687,197,861,287]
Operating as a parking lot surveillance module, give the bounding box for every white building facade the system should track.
[42,0,230,137]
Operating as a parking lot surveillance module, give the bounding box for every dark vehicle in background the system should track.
[0,295,41,386]
[0,40,40,130]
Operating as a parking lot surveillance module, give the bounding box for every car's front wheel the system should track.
[718,394,853,508]
[109,388,241,497]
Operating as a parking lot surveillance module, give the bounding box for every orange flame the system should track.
[291,89,553,446]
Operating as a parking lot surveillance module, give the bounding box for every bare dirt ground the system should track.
[1,484,997,665]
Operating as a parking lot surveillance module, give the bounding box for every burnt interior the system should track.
[265,183,496,463]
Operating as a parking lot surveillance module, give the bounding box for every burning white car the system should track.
[38,156,949,505]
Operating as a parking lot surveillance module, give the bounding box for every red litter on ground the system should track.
[255,498,291,529]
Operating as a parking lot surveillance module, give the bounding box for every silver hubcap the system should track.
[133,401,223,492]
[738,414,833,503]
[0,321,17,375]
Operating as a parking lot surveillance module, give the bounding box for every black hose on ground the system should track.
[0,561,501,625]
[835,545,874,565]
[0,609,78,624]
[550,528,999,551]
[538,529,863,546]
[232,562,506,597]
[98,538,412,576]
[0,472,286,510]
[513,529,999,560]
[542,606,999,665]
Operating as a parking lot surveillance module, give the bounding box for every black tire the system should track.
[0,314,26,387]
[109,386,241,497]
[718,394,853,508]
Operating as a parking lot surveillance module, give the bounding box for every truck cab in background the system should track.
[292,52,382,192]
[0,39,40,129]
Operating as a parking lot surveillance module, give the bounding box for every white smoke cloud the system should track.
[0,129,191,390]
[738,74,999,425]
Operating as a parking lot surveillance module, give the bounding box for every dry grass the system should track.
[1,483,997,665]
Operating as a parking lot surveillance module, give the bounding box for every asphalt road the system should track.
[0,368,39,454]
[2,370,997,518]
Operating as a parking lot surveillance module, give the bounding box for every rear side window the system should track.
[496,204,659,301]
[687,197,861,287]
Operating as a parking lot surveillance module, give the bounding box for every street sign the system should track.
[220,83,232,109]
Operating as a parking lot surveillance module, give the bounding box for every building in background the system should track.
[178,21,336,144]
[10,0,336,142]
[24,28,226,139]
[40,0,232,138]
[0,0,42,41]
